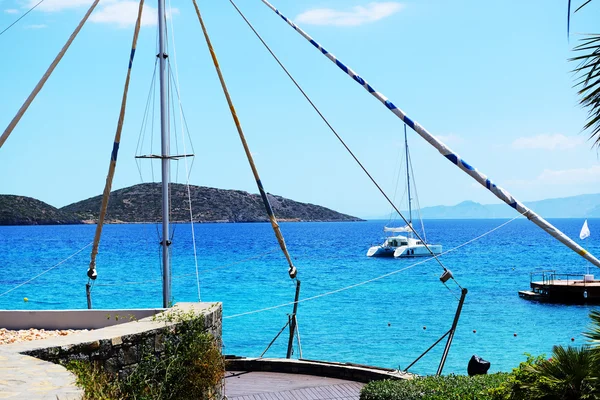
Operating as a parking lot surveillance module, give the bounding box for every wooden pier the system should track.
[225,371,364,400]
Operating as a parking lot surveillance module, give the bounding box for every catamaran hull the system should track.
[367,246,396,257]
[394,244,442,258]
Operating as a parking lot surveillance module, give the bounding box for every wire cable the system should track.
[224,214,524,319]
[0,242,92,297]
[227,0,450,276]
[0,0,46,37]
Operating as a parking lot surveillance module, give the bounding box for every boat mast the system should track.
[157,0,171,308]
[404,124,412,236]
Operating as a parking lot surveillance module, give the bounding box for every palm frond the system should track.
[584,310,600,348]
[571,34,600,147]
[568,0,594,37]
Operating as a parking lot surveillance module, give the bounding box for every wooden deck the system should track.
[224,371,364,400]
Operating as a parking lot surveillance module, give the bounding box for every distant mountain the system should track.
[7,183,360,225]
[417,193,600,219]
[0,195,82,225]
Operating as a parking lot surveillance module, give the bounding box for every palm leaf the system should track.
[584,310,600,348]
[568,0,594,37]
[571,34,600,147]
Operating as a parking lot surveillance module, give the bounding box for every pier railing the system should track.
[529,270,589,285]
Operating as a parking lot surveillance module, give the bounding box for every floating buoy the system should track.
[23,297,28,302]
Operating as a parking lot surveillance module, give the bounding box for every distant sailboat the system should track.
[367,125,442,258]
[580,219,591,240]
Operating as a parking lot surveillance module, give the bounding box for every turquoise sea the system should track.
[0,219,598,376]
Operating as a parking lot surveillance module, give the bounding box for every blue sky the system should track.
[0,0,599,218]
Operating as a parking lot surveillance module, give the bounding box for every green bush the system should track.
[361,373,511,400]
[487,353,547,400]
[67,309,224,400]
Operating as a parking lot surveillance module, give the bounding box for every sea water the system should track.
[0,219,598,376]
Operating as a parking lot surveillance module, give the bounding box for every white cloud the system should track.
[25,24,47,28]
[4,8,18,13]
[90,2,154,27]
[24,0,177,28]
[28,0,100,12]
[512,133,584,150]
[296,2,404,27]
[537,165,600,185]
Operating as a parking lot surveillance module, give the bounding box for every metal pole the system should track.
[404,330,450,372]
[86,283,92,309]
[157,0,171,308]
[404,124,412,230]
[437,288,468,376]
[286,280,301,358]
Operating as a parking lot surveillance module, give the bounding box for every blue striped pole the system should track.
[88,0,145,285]
[260,0,600,269]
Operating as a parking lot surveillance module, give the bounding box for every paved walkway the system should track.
[0,349,81,399]
[225,371,364,400]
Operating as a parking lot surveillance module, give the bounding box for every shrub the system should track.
[67,309,224,400]
[361,373,511,400]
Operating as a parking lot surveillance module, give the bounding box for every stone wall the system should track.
[20,302,222,378]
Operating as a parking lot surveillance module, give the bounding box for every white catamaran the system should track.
[367,125,442,258]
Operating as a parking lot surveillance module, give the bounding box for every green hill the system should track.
[0,195,82,225]
[59,183,362,224]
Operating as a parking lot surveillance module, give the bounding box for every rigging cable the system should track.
[135,58,159,182]
[227,0,453,282]
[193,0,297,280]
[0,0,47,37]
[0,242,92,298]
[167,0,202,300]
[0,0,99,149]
[224,213,525,320]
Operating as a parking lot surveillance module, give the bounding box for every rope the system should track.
[224,215,524,319]
[88,0,145,281]
[193,0,297,280]
[227,0,448,275]
[256,0,600,271]
[165,4,202,300]
[0,0,99,149]
[0,0,47,37]
[0,242,92,298]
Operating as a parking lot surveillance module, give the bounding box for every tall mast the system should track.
[157,0,171,307]
[404,124,412,235]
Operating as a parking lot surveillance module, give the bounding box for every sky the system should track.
[0,0,599,219]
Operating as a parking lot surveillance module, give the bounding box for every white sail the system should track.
[384,225,412,233]
[580,220,591,240]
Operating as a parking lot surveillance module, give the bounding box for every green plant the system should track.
[530,345,598,400]
[68,308,224,400]
[361,373,511,400]
[487,353,547,400]
[66,360,122,400]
